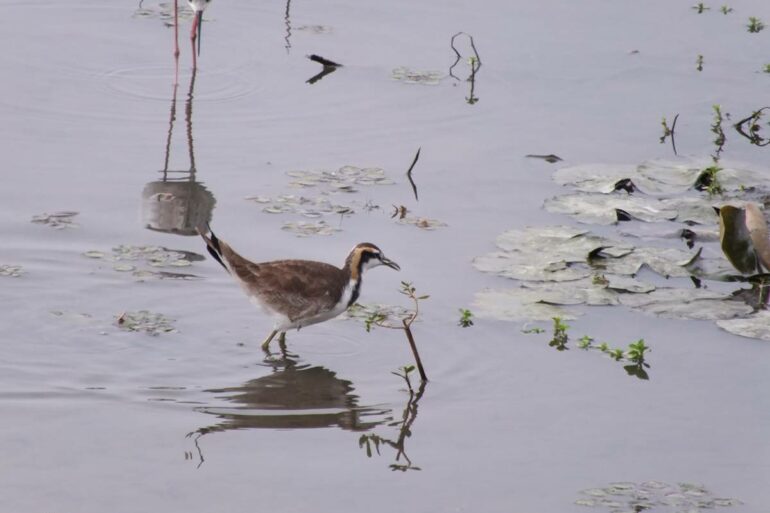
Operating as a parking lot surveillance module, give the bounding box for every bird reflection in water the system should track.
[185,357,390,467]
[142,67,215,236]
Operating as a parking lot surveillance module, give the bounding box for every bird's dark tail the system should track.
[196,224,229,274]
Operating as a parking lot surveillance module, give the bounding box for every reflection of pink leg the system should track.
[173,0,180,84]
[190,15,198,69]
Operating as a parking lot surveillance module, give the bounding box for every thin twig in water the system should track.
[659,113,679,156]
[734,107,770,146]
[308,54,342,67]
[670,113,679,155]
[406,147,421,201]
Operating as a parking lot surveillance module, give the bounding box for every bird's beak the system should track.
[195,10,203,56]
[382,257,400,271]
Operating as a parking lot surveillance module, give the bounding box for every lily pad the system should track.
[391,67,443,85]
[31,211,79,229]
[556,159,766,196]
[116,310,177,336]
[545,193,678,225]
[0,264,24,277]
[398,217,447,230]
[286,166,394,188]
[345,303,413,323]
[716,310,770,340]
[281,220,338,237]
[473,288,580,322]
[83,245,202,279]
[619,288,753,320]
[576,481,741,511]
[296,25,332,34]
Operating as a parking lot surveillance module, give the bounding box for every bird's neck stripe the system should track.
[347,277,362,307]
[349,250,363,281]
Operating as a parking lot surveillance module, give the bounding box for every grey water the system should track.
[1,0,769,511]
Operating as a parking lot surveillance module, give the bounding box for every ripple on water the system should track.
[100,64,263,103]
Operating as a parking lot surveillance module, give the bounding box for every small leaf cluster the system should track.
[747,16,765,33]
[548,316,569,351]
[391,364,416,392]
[692,2,710,13]
[527,318,652,380]
[458,308,474,327]
[578,336,652,380]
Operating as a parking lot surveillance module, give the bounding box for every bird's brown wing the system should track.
[244,260,348,321]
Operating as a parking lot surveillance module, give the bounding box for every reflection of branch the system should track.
[449,31,482,80]
[448,32,481,104]
[185,431,206,469]
[406,147,421,201]
[659,114,679,156]
[734,107,770,147]
[284,0,292,54]
[359,380,426,471]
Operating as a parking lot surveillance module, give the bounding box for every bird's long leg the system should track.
[190,16,198,69]
[190,14,198,69]
[261,330,278,351]
[278,332,287,354]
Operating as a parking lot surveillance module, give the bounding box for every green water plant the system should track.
[364,282,428,382]
[695,105,727,195]
[540,318,651,379]
[458,308,474,327]
[692,2,709,13]
[659,114,679,155]
[747,16,764,32]
[548,316,570,351]
[720,5,733,14]
[580,337,652,380]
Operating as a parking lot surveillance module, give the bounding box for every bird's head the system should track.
[346,243,400,279]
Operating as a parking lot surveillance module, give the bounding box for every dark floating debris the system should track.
[612,178,637,193]
[525,154,563,163]
[681,228,697,249]
[308,54,341,67]
[306,54,342,84]
[391,205,409,220]
[615,209,632,222]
